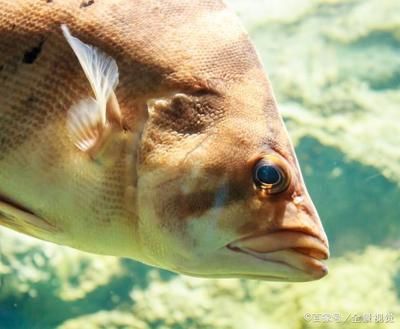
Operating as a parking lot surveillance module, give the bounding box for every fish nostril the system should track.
[293,195,304,205]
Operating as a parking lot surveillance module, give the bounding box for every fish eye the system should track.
[253,157,290,194]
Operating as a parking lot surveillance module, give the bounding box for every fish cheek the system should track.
[136,169,213,264]
[236,198,287,237]
[136,93,230,265]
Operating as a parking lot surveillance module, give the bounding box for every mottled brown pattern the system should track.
[161,177,249,222]
[0,0,328,279]
[150,93,223,136]
[0,0,262,255]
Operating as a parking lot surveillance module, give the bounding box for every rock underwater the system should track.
[1,227,399,329]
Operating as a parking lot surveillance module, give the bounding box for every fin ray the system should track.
[61,24,119,125]
[67,98,101,152]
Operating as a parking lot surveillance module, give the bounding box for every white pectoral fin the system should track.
[67,97,101,152]
[61,24,123,158]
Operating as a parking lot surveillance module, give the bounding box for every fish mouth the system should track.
[227,230,329,280]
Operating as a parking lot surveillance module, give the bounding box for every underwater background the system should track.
[0,0,399,328]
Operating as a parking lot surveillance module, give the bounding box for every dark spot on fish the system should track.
[22,40,44,64]
[191,87,220,97]
[152,93,222,135]
[80,0,94,8]
[161,177,247,222]
[46,0,53,3]
[27,95,38,103]
[155,190,217,229]
[0,65,3,72]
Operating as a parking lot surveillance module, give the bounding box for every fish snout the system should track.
[228,194,329,280]
[278,193,329,250]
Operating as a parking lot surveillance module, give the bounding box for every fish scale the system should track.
[0,0,329,281]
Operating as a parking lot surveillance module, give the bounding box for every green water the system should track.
[1,1,399,328]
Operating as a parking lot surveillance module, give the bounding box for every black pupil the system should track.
[256,165,281,185]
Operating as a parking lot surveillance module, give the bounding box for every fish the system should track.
[0,0,329,281]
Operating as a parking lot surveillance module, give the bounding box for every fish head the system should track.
[137,72,329,281]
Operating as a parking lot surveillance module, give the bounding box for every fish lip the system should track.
[228,230,329,260]
[226,230,329,278]
[227,245,328,280]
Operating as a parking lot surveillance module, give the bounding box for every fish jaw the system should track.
[227,231,329,281]
[168,203,329,282]
[178,247,327,282]
[229,231,329,262]
[137,173,329,281]
[212,185,329,281]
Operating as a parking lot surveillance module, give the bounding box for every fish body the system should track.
[0,0,329,281]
